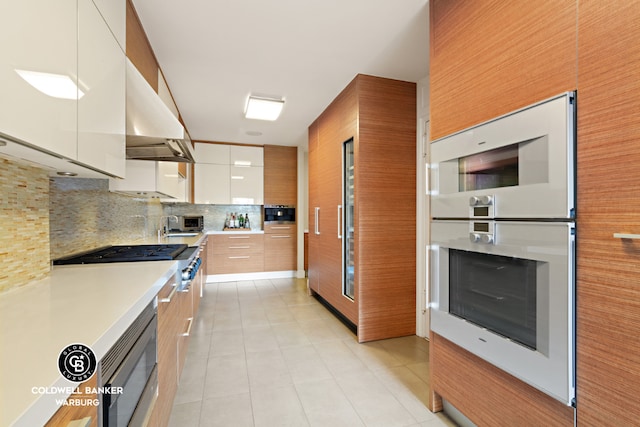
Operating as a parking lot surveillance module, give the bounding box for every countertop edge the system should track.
[7,264,178,427]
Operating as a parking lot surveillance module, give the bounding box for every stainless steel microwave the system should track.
[168,215,204,232]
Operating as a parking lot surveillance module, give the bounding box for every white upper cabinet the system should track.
[0,0,126,178]
[78,0,126,178]
[194,143,264,205]
[195,143,230,165]
[109,160,181,199]
[230,145,264,166]
[0,0,78,159]
[230,165,264,205]
[91,0,126,50]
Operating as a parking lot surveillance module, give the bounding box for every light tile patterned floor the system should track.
[168,278,456,427]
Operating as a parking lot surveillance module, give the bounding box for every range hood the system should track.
[125,59,195,163]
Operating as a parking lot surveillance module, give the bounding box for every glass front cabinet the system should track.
[343,138,355,300]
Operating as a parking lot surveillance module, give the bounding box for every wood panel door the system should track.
[576,1,640,425]
[264,145,297,206]
[355,75,417,342]
[308,120,321,294]
[315,80,358,325]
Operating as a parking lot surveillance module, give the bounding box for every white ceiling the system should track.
[132,0,429,150]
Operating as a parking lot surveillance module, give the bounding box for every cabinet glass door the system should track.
[343,138,355,300]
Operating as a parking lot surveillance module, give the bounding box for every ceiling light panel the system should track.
[245,96,284,121]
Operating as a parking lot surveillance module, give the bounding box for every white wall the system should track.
[416,75,430,338]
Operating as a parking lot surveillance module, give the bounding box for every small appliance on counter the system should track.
[167,215,204,232]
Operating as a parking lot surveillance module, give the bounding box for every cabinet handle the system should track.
[229,245,251,249]
[270,235,291,239]
[271,226,291,230]
[229,236,250,239]
[315,207,320,235]
[159,284,178,303]
[228,256,250,259]
[182,317,193,337]
[338,205,342,239]
[614,233,640,240]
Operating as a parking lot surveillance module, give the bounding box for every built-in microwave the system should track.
[264,205,295,223]
[430,92,576,220]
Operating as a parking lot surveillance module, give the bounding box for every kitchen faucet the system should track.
[159,215,179,237]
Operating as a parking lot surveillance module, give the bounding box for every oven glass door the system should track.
[430,220,575,404]
[449,249,538,349]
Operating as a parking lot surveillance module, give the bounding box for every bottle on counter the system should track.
[239,213,245,228]
[224,213,230,229]
[244,213,250,229]
[232,213,237,228]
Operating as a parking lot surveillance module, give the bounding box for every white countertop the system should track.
[0,261,178,427]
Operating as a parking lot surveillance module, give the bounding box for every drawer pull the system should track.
[271,235,291,239]
[182,317,193,337]
[229,236,250,239]
[271,226,291,230]
[229,245,251,249]
[614,233,640,240]
[228,256,250,259]
[159,284,178,303]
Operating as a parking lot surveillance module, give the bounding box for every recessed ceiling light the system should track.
[245,95,284,121]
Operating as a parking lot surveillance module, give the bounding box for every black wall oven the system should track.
[99,301,158,426]
[429,92,576,405]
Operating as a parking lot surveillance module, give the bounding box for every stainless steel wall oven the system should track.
[429,92,576,405]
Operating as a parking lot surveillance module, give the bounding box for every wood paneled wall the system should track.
[428,0,578,423]
[576,1,640,425]
[356,75,416,342]
[430,0,577,140]
[263,145,298,206]
[125,0,158,90]
[308,75,416,341]
[431,334,574,426]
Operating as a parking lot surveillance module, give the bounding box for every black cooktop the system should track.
[53,244,188,265]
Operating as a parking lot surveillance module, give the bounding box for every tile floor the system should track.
[168,278,456,427]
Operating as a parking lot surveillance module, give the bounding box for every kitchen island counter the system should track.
[0,260,178,427]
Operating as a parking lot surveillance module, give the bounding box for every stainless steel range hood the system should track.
[126,59,195,163]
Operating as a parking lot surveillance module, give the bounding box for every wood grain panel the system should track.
[308,120,321,293]
[314,78,358,325]
[264,232,297,271]
[576,1,640,424]
[431,333,574,426]
[155,277,180,427]
[44,376,98,427]
[210,234,264,255]
[125,0,158,91]
[429,0,577,140]
[264,145,297,205]
[355,75,416,342]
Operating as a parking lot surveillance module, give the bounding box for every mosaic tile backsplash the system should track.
[0,158,50,293]
[1,155,264,293]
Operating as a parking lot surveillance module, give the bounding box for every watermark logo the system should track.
[57,344,96,382]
